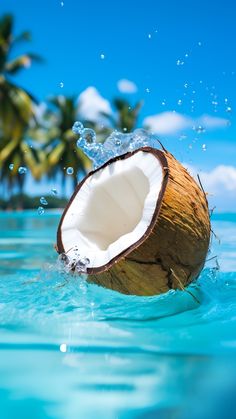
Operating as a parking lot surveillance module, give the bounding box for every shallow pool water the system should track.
[0,211,236,419]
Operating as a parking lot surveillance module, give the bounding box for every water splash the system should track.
[40,196,48,206]
[193,125,206,134]
[51,188,58,196]
[37,206,45,215]
[73,122,159,169]
[18,166,27,174]
[66,167,74,175]
[58,249,90,274]
[9,163,14,171]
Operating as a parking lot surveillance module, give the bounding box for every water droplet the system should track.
[81,128,96,144]
[202,144,207,151]
[51,188,58,196]
[148,33,152,39]
[177,99,182,106]
[185,53,189,58]
[100,53,105,60]
[72,121,84,135]
[60,82,64,88]
[9,163,14,171]
[76,124,157,169]
[226,106,232,113]
[199,80,203,84]
[198,41,202,46]
[40,196,48,206]
[176,59,184,66]
[58,253,69,264]
[161,100,166,106]
[224,98,228,103]
[75,257,90,273]
[184,83,188,88]
[145,88,150,93]
[60,343,67,353]
[66,167,74,175]
[193,125,206,134]
[60,1,64,6]
[37,206,45,215]
[18,166,27,174]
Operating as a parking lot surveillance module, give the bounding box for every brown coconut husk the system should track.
[57,147,211,296]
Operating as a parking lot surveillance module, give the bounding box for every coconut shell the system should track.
[57,147,211,296]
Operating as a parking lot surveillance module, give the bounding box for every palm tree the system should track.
[42,95,91,193]
[0,14,43,207]
[102,98,143,133]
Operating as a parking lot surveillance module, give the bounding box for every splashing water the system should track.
[72,121,159,169]
[193,125,206,134]
[18,166,27,174]
[40,196,48,206]
[51,188,58,195]
[9,163,14,170]
[37,206,45,215]
[66,167,74,175]
[58,249,90,274]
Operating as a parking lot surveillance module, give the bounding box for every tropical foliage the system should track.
[0,14,142,209]
[0,14,43,206]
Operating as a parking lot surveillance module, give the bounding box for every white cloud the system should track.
[144,112,192,134]
[77,87,112,122]
[184,163,236,211]
[117,79,138,94]
[198,114,229,129]
[143,111,229,135]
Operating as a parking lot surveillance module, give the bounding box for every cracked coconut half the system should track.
[57,147,211,296]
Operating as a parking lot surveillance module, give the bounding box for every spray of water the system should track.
[72,121,159,169]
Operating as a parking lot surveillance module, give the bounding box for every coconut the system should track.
[56,147,211,296]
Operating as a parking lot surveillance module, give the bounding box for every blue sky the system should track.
[1,0,236,209]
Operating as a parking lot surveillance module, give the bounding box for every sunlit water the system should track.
[0,212,236,419]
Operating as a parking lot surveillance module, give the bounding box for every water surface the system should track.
[0,211,236,419]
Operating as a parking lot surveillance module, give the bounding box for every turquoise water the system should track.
[0,212,236,419]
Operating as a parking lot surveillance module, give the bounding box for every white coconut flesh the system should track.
[60,150,164,269]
